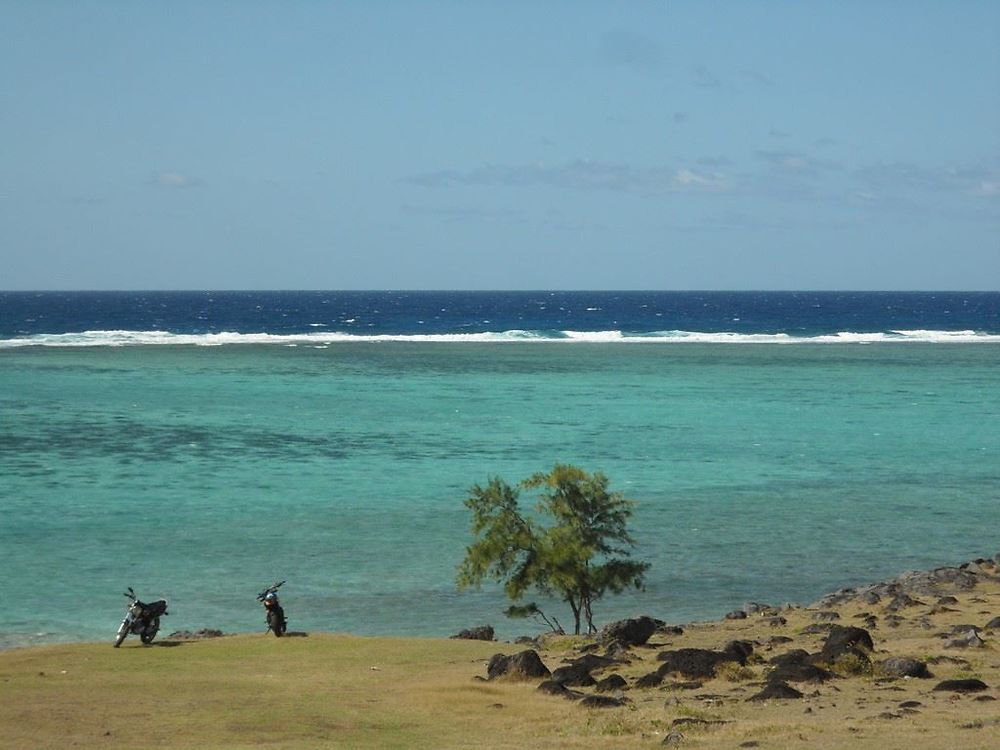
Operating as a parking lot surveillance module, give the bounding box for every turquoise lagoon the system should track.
[1,341,998,647]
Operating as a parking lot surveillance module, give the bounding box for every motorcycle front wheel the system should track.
[114,620,129,648]
[267,610,283,637]
[140,617,160,644]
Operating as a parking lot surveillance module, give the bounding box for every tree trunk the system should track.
[583,596,596,634]
[567,596,581,635]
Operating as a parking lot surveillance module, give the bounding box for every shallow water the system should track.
[2,340,998,648]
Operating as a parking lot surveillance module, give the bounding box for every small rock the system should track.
[657,648,726,678]
[768,661,834,684]
[744,601,778,616]
[671,717,728,728]
[946,628,987,649]
[601,616,658,646]
[800,623,835,634]
[595,673,628,693]
[769,649,811,667]
[658,624,685,636]
[886,593,925,611]
[663,680,703,690]
[603,640,632,662]
[765,635,793,646]
[748,681,804,701]
[813,610,841,622]
[536,680,585,699]
[166,629,226,640]
[933,679,989,693]
[725,610,748,620]
[818,625,874,663]
[927,655,971,667]
[984,616,1000,630]
[635,671,665,689]
[580,694,626,708]
[662,730,685,745]
[879,657,931,679]
[549,663,596,687]
[722,640,755,665]
[451,625,495,641]
[487,650,550,681]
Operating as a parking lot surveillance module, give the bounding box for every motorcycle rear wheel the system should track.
[267,610,283,637]
[140,617,160,644]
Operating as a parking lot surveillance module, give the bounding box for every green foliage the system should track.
[830,653,873,677]
[457,464,651,635]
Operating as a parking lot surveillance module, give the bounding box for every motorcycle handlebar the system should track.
[256,580,286,599]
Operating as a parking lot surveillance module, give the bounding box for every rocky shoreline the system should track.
[471,554,1000,746]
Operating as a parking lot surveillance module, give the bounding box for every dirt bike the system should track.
[257,580,287,637]
[114,587,168,647]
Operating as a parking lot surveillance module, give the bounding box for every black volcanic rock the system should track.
[451,625,495,641]
[601,616,658,646]
[487,650,550,681]
[748,681,804,701]
[933,679,989,693]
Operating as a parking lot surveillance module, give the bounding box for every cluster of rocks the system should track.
[814,555,1000,610]
[479,612,993,715]
[634,639,753,690]
[481,615,667,708]
[469,553,999,740]
[751,624,906,700]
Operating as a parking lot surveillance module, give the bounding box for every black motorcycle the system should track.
[114,587,168,647]
[257,580,287,637]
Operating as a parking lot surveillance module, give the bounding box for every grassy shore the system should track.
[2,558,999,749]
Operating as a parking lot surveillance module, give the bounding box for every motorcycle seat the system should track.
[143,600,168,617]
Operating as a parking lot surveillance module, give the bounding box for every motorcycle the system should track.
[114,587,168,647]
[257,580,287,637]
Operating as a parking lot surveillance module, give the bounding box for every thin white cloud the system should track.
[151,172,203,189]
[855,162,1000,197]
[401,204,521,222]
[756,150,841,176]
[406,160,733,194]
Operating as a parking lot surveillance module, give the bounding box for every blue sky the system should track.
[2,1,998,290]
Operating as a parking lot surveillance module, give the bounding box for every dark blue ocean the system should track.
[1,291,998,648]
[2,290,999,342]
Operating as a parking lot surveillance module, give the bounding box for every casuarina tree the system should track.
[456,464,650,635]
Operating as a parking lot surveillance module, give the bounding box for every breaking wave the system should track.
[2,329,1000,347]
